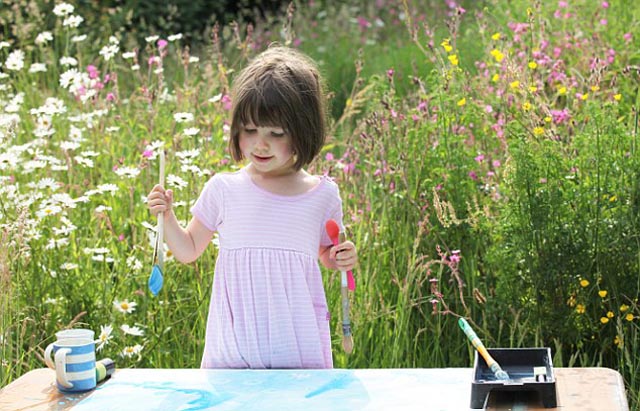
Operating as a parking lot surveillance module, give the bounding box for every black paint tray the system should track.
[470,347,557,409]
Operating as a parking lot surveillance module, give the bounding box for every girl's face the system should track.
[239,123,296,176]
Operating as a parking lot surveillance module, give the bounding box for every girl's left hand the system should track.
[330,240,358,272]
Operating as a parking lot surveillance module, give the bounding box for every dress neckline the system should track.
[241,166,326,201]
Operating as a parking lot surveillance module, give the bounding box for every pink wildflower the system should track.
[87,65,99,79]
[357,17,371,30]
[221,94,232,111]
[551,108,571,124]
[386,68,395,79]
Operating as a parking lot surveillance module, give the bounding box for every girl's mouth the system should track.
[253,154,272,162]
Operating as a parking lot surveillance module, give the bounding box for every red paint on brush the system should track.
[325,219,356,291]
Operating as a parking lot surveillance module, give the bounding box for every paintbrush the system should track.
[458,318,509,380]
[148,150,165,296]
[325,219,354,354]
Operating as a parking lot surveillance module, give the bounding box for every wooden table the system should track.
[0,367,629,410]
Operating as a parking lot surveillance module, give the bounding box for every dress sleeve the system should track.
[320,178,345,247]
[190,174,224,232]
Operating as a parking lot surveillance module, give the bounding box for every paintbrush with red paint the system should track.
[325,219,354,354]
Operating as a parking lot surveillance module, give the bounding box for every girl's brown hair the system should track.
[229,46,327,170]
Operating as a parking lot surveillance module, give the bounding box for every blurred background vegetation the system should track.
[1,0,639,409]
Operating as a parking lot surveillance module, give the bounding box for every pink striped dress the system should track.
[191,167,344,369]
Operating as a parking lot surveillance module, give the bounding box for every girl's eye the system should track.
[271,131,285,137]
[244,128,257,134]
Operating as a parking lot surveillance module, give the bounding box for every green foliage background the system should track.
[1,0,640,409]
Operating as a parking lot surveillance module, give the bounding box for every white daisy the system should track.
[120,344,143,358]
[126,256,143,271]
[60,262,78,270]
[183,127,200,136]
[5,49,25,71]
[97,183,118,194]
[114,300,137,314]
[173,112,194,123]
[121,324,144,337]
[114,166,140,178]
[35,31,53,45]
[45,237,69,249]
[167,174,188,189]
[94,205,112,213]
[96,324,113,351]
[63,15,84,28]
[59,56,78,67]
[29,63,47,73]
[53,3,74,16]
[36,204,62,218]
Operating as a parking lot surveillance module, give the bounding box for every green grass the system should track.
[1,0,640,409]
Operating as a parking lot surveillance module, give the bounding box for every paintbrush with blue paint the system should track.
[148,150,165,296]
[458,318,509,380]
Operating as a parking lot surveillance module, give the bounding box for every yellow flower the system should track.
[607,311,614,318]
[510,80,520,89]
[598,290,608,298]
[533,127,544,136]
[491,32,501,41]
[626,313,635,321]
[600,317,609,324]
[591,85,600,92]
[544,116,552,123]
[620,304,629,312]
[529,86,538,93]
[567,295,576,307]
[581,93,589,101]
[345,98,352,108]
[609,195,617,202]
[441,39,453,53]
[614,94,622,101]
[448,54,459,66]
[558,86,567,95]
[614,335,622,347]
[492,73,500,82]
[457,98,466,107]
[580,279,590,287]
[490,49,505,63]
[528,61,538,69]
[576,304,586,314]
[522,102,532,111]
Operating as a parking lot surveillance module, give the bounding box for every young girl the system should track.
[147,46,357,369]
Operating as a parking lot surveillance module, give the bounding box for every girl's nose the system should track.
[255,135,269,149]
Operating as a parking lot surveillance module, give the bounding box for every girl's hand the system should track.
[147,184,173,217]
[329,240,358,272]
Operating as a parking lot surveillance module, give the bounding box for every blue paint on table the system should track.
[72,369,375,410]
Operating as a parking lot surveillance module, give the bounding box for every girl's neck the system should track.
[245,164,320,196]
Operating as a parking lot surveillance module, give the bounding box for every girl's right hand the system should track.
[147,184,174,217]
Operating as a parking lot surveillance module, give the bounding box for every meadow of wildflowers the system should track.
[1,0,639,409]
